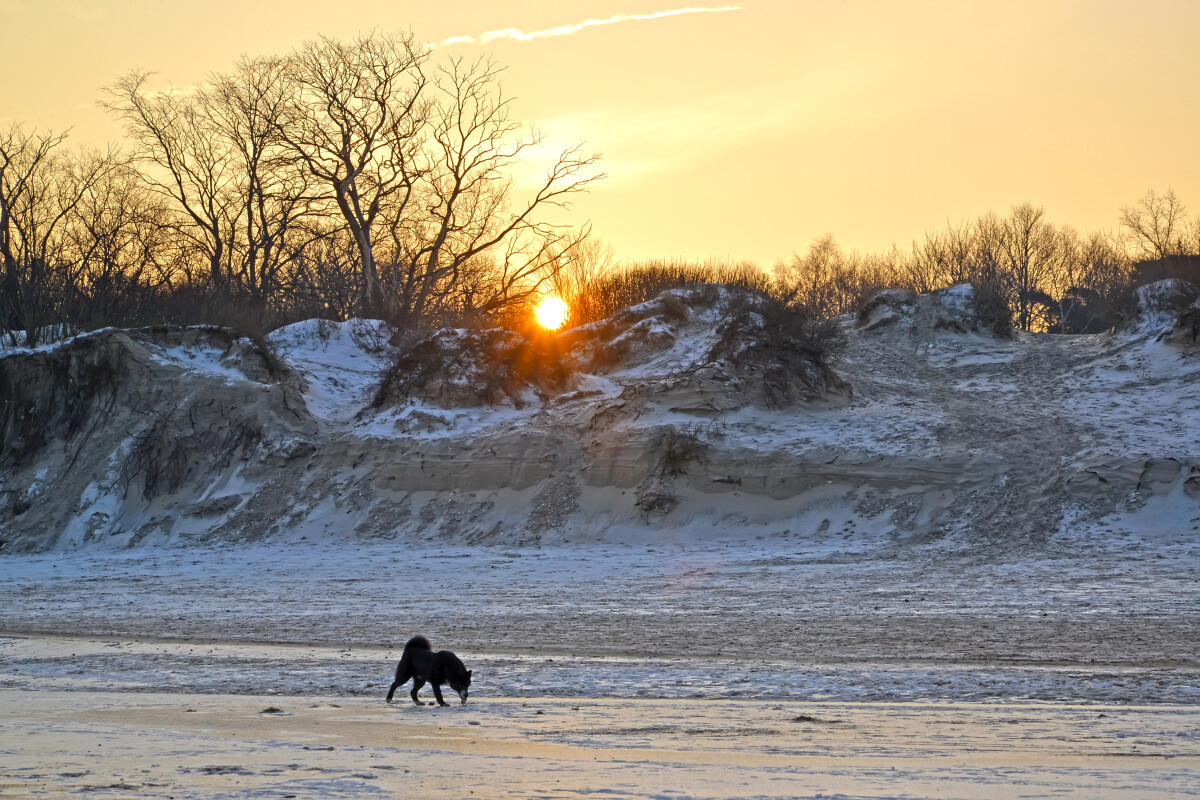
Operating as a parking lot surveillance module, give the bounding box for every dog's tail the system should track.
[404,635,432,651]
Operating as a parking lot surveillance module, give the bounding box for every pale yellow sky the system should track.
[2,0,1198,266]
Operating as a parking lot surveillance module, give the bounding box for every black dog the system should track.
[385,635,472,706]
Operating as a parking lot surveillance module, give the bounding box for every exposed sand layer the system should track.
[3,689,1198,799]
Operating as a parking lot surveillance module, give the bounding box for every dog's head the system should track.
[450,669,472,705]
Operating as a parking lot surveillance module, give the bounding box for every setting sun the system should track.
[534,296,570,330]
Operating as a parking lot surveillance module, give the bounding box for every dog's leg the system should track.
[410,677,426,705]
[386,662,412,703]
[431,683,450,707]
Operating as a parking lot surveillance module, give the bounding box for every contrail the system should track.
[439,5,743,47]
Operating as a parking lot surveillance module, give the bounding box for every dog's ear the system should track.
[466,670,472,679]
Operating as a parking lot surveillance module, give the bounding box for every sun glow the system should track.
[534,295,570,330]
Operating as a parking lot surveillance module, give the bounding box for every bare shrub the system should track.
[123,410,263,499]
[0,335,126,466]
[370,325,571,409]
[239,333,293,383]
[708,292,846,406]
[1057,287,1118,334]
[634,423,725,520]
[969,281,1015,339]
[1169,305,1200,345]
[346,319,393,354]
[854,288,918,327]
[123,415,191,498]
[570,258,768,326]
[1132,279,1199,326]
[1157,278,1200,309]
[635,486,677,517]
[654,424,711,478]
[573,286,702,347]
[147,284,281,337]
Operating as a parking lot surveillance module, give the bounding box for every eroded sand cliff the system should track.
[2,283,1198,552]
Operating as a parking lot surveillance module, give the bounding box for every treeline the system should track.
[1,31,601,345]
[2,26,1198,345]
[560,192,1200,333]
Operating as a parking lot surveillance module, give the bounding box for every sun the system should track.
[534,295,570,330]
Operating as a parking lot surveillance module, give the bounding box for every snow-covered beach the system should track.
[3,538,1200,798]
[2,540,1199,703]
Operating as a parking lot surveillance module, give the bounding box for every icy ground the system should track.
[2,538,1198,705]
[3,538,1200,798]
[3,691,1199,799]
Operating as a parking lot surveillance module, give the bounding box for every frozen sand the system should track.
[2,541,1198,693]
[2,541,1200,797]
[3,689,1198,799]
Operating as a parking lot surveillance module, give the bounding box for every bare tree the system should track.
[998,203,1063,331]
[284,224,362,320]
[1120,189,1189,260]
[100,33,603,327]
[774,234,869,317]
[0,125,119,343]
[970,211,1006,288]
[105,72,241,290]
[1177,213,1200,258]
[550,236,615,309]
[106,62,321,317]
[906,229,951,294]
[278,31,429,316]
[65,162,175,328]
[383,56,603,323]
[904,220,976,293]
[1066,229,1131,331]
[203,56,323,304]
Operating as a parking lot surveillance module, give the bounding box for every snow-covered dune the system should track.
[2,283,1198,553]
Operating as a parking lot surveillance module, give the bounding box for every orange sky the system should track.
[3,0,1198,266]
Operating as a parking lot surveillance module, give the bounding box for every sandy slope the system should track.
[2,284,1199,553]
